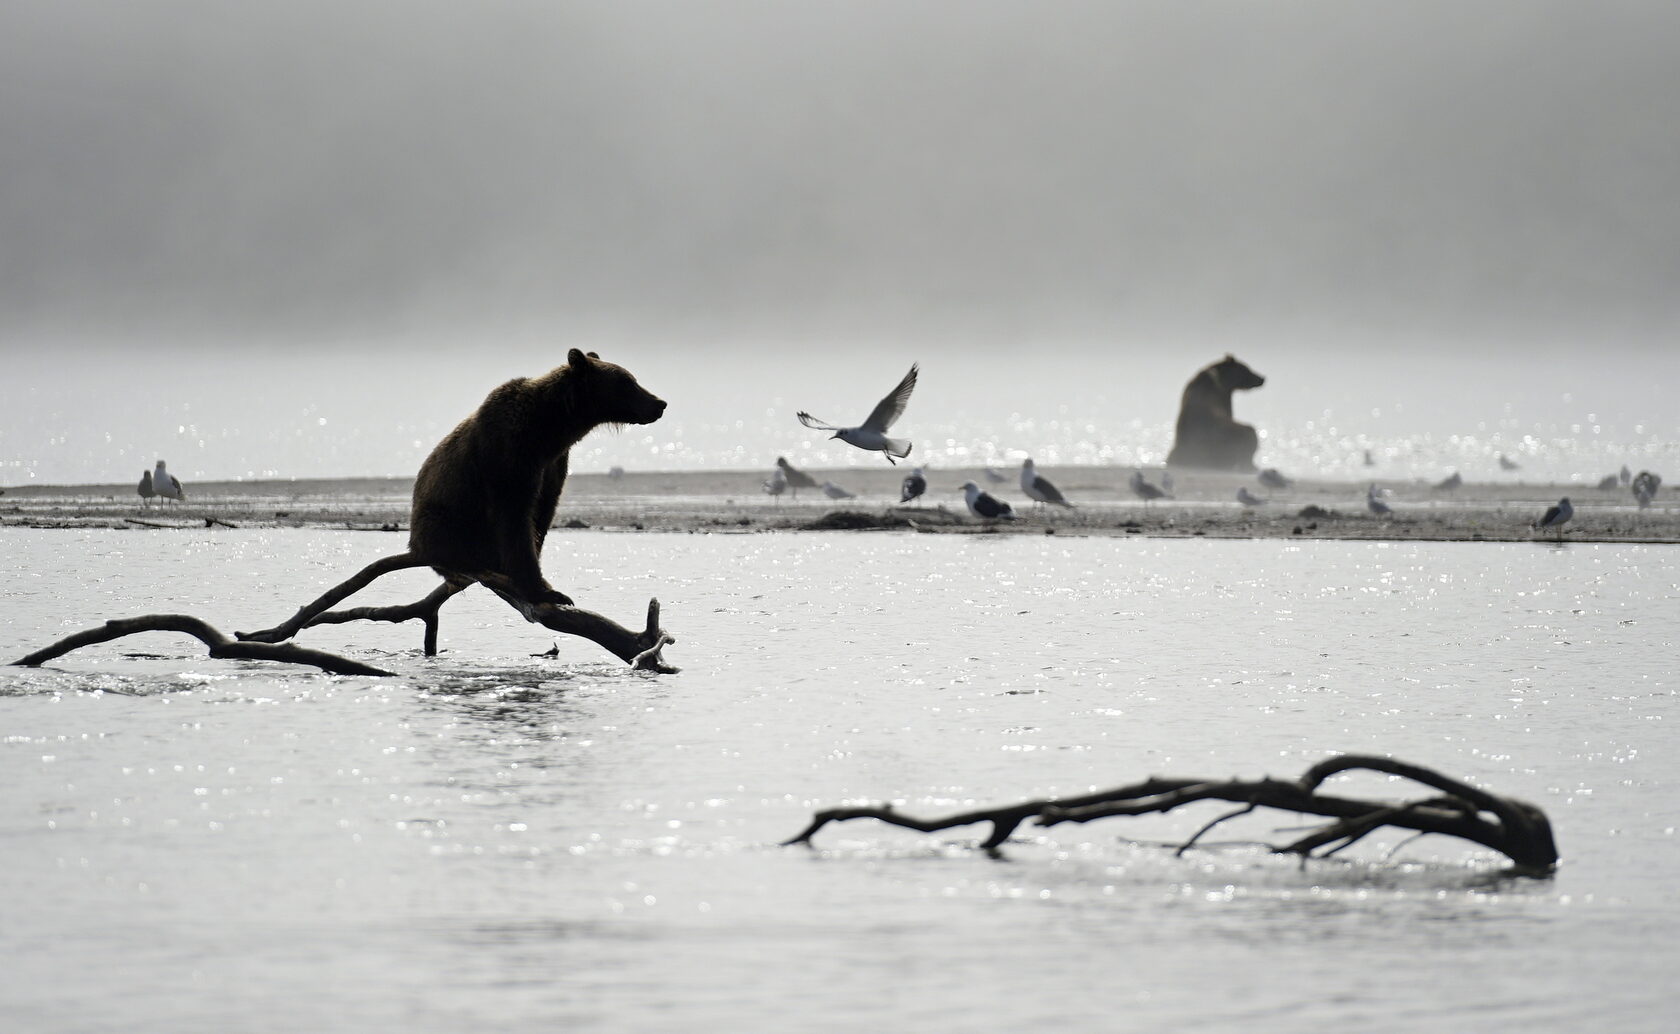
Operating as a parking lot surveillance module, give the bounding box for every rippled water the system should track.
[3,529,1676,1031]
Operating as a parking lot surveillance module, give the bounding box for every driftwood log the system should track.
[784,754,1558,873]
[12,549,678,675]
[12,614,394,676]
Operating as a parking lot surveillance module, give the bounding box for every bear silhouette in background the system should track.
[1165,354,1266,472]
[409,349,667,607]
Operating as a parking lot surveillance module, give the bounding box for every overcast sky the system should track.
[4,2,1679,483]
[4,0,1680,349]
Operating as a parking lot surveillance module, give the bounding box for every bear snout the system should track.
[633,396,668,424]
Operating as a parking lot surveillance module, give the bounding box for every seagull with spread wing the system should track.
[797,363,918,464]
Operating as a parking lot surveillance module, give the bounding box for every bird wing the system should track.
[1538,505,1561,525]
[860,364,918,433]
[1033,475,1069,505]
[796,411,839,431]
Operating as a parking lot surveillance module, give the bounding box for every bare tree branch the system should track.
[12,614,393,676]
[232,552,679,671]
[786,756,1558,873]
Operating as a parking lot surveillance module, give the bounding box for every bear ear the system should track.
[586,351,600,359]
[567,348,593,369]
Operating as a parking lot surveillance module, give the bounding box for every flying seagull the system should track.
[821,480,855,500]
[959,481,1015,520]
[775,456,820,498]
[797,363,918,464]
[1366,483,1391,517]
[1532,497,1573,541]
[901,467,927,504]
[153,460,185,503]
[1236,487,1266,507]
[1021,459,1073,508]
[1498,453,1521,471]
[1129,470,1170,505]
[137,470,156,506]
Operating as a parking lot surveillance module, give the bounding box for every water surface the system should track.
[2,529,1675,1031]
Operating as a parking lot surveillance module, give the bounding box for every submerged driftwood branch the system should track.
[12,614,394,676]
[784,754,1558,872]
[234,550,679,673]
[15,546,679,675]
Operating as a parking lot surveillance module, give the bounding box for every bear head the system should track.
[1210,354,1265,391]
[567,348,667,426]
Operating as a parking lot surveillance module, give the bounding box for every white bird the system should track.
[1532,497,1573,541]
[775,456,819,498]
[1258,468,1293,491]
[1236,487,1266,507]
[1366,483,1391,517]
[762,468,787,503]
[797,364,918,464]
[960,481,1015,520]
[1129,470,1170,505]
[982,466,1008,484]
[900,467,927,504]
[1499,453,1521,471]
[153,460,184,503]
[137,470,156,506]
[1021,459,1073,508]
[821,480,855,500]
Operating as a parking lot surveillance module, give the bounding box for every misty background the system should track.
[3,1,1678,485]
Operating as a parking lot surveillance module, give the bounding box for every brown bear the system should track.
[408,349,666,607]
[1165,354,1266,471]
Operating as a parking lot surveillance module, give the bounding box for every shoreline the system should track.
[2,468,1674,543]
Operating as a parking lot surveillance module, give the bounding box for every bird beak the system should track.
[828,433,840,440]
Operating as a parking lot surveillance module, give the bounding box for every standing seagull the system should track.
[900,466,927,504]
[1236,487,1266,507]
[1366,483,1391,517]
[1532,497,1573,541]
[137,470,156,506]
[1129,470,1170,505]
[982,466,1008,484]
[797,363,918,464]
[153,460,185,503]
[959,481,1015,521]
[775,456,820,499]
[1021,459,1074,508]
[762,468,787,504]
[1631,471,1661,509]
[820,480,855,500]
[1434,471,1463,492]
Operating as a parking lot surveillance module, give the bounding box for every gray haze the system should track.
[5,0,1680,344]
[4,2,1679,484]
